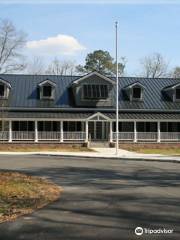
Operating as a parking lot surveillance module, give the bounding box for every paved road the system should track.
[0,155,179,240]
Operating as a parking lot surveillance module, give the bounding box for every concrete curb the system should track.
[0,151,179,163]
[34,153,180,163]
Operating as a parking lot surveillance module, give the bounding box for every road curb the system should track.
[34,153,180,163]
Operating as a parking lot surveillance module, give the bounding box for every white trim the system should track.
[85,121,88,142]
[35,121,38,143]
[0,78,11,89]
[8,121,12,142]
[125,82,145,89]
[87,112,110,121]
[157,121,161,143]
[134,121,137,143]
[72,71,115,85]
[38,79,56,87]
[60,121,63,142]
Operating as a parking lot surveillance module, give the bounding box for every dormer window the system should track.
[42,85,52,98]
[38,79,56,100]
[123,82,144,102]
[175,88,180,100]
[132,87,142,100]
[83,84,108,99]
[0,85,5,98]
[0,79,11,99]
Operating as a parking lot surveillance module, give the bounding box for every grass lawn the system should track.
[0,172,61,223]
[119,143,180,155]
[0,143,92,152]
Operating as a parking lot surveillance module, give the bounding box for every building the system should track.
[0,71,180,145]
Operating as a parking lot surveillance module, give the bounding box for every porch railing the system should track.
[0,131,9,140]
[63,132,86,140]
[137,132,157,141]
[38,131,60,140]
[12,131,35,140]
[112,132,178,142]
[112,132,134,140]
[161,132,180,141]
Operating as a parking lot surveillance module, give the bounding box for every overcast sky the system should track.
[0,1,180,74]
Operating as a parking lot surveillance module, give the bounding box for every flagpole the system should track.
[115,21,119,156]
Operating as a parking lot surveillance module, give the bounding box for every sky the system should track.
[0,1,180,75]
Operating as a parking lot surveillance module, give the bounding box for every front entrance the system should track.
[88,121,109,141]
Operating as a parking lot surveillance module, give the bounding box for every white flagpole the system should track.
[115,21,119,156]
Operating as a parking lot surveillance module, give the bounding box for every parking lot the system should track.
[0,155,179,240]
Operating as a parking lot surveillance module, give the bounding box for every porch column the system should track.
[60,121,63,142]
[35,120,38,143]
[157,121,161,143]
[85,121,88,142]
[134,121,137,143]
[8,120,12,143]
[110,121,113,142]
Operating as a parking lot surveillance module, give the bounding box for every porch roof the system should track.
[2,111,180,120]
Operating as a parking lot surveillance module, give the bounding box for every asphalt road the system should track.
[0,155,179,240]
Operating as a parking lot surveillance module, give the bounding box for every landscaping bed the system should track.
[0,143,91,152]
[0,172,61,223]
[119,143,180,155]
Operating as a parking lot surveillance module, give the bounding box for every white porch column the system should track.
[8,120,12,143]
[35,120,38,143]
[110,121,113,142]
[60,121,63,142]
[157,121,161,143]
[134,121,137,143]
[85,121,88,142]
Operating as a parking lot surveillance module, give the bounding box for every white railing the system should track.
[38,131,60,140]
[63,132,86,140]
[112,132,134,140]
[137,132,157,141]
[12,131,35,140]
[0,131,9,140]
[161,132,180,141]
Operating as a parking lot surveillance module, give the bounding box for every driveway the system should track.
[0,155,179,240]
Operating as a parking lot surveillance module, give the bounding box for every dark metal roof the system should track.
[3,111,180,120]
[1,74,180,111]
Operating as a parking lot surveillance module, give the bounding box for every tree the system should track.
[46,58,76,75]
[25,56,45,75]
[172,67,180,78]
[76,50,126,76]
[0,19,27,73]
[140,53,169,78]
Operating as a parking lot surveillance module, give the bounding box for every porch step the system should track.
[89,141,109,148]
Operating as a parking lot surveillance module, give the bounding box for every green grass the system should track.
[0,172,61,223]
[119,143,180,155]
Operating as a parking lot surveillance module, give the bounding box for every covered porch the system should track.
[0,119,180,143]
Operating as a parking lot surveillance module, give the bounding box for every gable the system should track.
[72,71,115,85]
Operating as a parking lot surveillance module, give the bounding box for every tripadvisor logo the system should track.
[135,227,143,236]
[135,227,173,236]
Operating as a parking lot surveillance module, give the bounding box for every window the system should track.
[83,85,108,99]
[42,85,52,97]
[176,88,180,100]
[0,85,5,97]
[132,87,141,99]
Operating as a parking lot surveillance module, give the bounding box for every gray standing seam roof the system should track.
[1,74,180,112]
[2,111,180,120]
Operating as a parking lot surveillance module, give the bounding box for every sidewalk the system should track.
[0,147,180,162]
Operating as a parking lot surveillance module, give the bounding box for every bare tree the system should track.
[25,56,45,74]
[46,58,76,75]
[171,67,180,78]
[0,19,27,73]
[140,53,169,78]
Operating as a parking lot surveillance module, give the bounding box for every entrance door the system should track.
[88,121,109,141]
